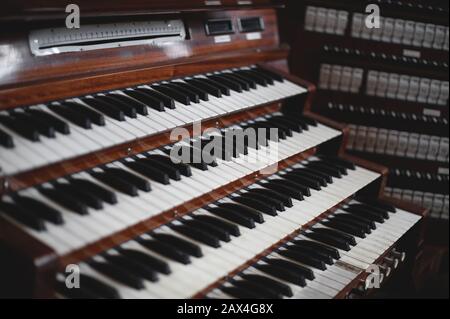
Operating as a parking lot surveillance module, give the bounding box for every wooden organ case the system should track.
[0,1,427,299]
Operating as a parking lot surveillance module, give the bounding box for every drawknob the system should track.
[391,249,406,262]
[384,256,399,269]
[379,264,392,277]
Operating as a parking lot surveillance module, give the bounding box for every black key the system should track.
[39,187,88,215]
[260,180,304,200]
[351,203,390,219]
[91,171,138,197]
[136,88,174,109]
[313,228,356,246]
[171,224,221,248]
[240,274,293,297]
[253,67,284,82]
[182,218,230,242]
[286,244,334,265]
[246,188,293,207]
[317,154,356,170]
[252,122,285,140]
[89,261,144,290]
[218,203,264,223]
[0,114,40,141]
[151,233,202,257]
[279,249,326,271]
[125,90,165,112]
[184,79,221,98]
[296,167,333,183]
[70,179,117,205]
[305,161,342,178]
[12,111,55,138]
[79,274,121,299]
[246,69,274,85]
[191,215,240,237]
[195,78,230,96]
[95,95,137,118]
[255,263,306,287]
[331,214,373,233]
[290,169,328,187]
[152,85,190,105]
[304,232,351,251]
[321,220,366,238]
[235,70,267,86]
[0,201,46,231]
[282,172,321,190]
[224,72,257,89]
[269,116,303,133]
[241,123,268,147]
[267,257,316,279]
[232,195,277,216]
[264,118,295,136]
[48,103,91,129]
[240,191,284,212]
[54,183,103,210]
[13,195,64,225]
[356,197,396,213]
[108,93,148,115]
[138,157,181,181]
[200,136,235,160]
[207,74,242,92]
[217,73,250,90]
[343,205,385,223]
[207,207,255,229]
[166,145,209,171]
[138,238,190,264]
[220,286,262,299]
[27,109,70,135]
[119,248,170,275]
[170,82,209,101]
[124,160,170,185]
[310,159,347,175]
[231,280,282,299]
[146,154,192,177]
[164,83,200,103]
[277,175,313,195]
[81,98,125,121]
[292,239,340,259]
[295,115,317,127]
[104,254,158,282]
[102,167,151,192]
[60,101,105,126]
[0,127,14,148]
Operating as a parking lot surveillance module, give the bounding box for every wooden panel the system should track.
[1,0,282,22]
[0,9,281,109]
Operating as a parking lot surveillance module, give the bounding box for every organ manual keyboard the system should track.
[0,1,427,299]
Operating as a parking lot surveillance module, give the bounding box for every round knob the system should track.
[384,256,399,269]
[379,264,392,277]
[391,249,406,262]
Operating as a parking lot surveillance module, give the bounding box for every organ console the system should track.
[0,1,428,299]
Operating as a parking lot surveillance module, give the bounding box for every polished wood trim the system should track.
[1,1,283,22]
[0,9,282,109]
[0,47,288,110]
